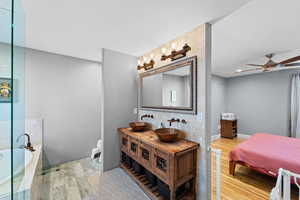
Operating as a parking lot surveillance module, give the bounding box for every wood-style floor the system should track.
[39,158,101,200]
[211,137,298,200]
[39,158,149,200]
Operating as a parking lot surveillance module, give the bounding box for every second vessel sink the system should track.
[154,128,182,142]
[129,122,148,132]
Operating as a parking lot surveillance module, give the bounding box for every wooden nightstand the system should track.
[220,119,237,139]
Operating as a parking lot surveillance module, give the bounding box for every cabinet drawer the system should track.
[153,149,170,183]
[139,142,153,170]
[120,134,129,153]
[129,137,139,159]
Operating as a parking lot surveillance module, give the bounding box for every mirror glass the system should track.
[140,57,196,114]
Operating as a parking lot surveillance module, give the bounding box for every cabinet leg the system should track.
[191,178,196,200]
[170,189,176,200]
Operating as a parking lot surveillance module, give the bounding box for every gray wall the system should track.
[211,69,300,137]
[211,75,227,135]
[0,43,27,157]
[142,74,162,107]
[162,74,186,107]
[226,70,300,136]
[102,49,137,171]
[25,48,102,167]
[0,43,13,149]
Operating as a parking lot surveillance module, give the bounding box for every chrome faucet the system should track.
[17,133,35,152]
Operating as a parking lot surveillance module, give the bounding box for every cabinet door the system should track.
[120,134,129,153]
[139,142,153,170]
[129,137,139,159]
[153,149,170,183]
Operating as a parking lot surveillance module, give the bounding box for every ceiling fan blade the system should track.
[235,67,263,73]
[246,64,264,67]
[279,56,300,65]
[285,63,300,67]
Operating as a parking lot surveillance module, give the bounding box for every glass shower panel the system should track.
[0,1,14,199]
[12,0,25,199]
[0,0,25,199]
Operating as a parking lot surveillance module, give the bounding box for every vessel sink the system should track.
[129,122,147,132]
[129,122,152,132]
[154,128,183,142]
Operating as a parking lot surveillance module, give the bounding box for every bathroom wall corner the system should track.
[102,48,138,171]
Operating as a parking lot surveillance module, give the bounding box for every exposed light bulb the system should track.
[236,69,242,73]
[171,43,176,50]
[161,48,166,55]
[138,60,142,66]
[150,54,154,59]
[143,57,147,63]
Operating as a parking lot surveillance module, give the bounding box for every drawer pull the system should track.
[141,148,150,160]
[156,156,167,172]
[122,138,128,146]
[131,142,138,153]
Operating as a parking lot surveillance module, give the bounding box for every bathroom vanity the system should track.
[118,128,199,200]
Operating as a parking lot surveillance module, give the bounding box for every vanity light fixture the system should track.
[171,42,177,50]
[161,43,191,61]
[137,56,155,71]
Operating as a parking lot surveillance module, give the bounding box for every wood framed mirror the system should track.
[139,56,197,114]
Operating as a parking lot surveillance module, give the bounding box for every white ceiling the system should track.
[212,0,300,77]
[20,0,251,62]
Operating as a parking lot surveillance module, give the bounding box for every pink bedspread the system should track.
[230,133,300,176]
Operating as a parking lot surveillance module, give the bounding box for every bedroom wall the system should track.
[211,75,227,135]
[225,69,300,136]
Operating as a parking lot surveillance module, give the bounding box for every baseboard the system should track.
[211,134,220,141]
[237,134,251,139]
[211,133,250,141]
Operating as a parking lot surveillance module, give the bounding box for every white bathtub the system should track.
[0,148,33,185]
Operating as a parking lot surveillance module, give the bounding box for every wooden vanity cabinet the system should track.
[153,149,170,184]
[139,141,153,170]
[118,128,199,200]
[120,134,129,153]
[129,136,139,159]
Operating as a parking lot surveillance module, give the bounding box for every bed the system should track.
[229,133,300,177]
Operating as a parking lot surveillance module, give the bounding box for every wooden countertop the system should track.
[118,128,199,155]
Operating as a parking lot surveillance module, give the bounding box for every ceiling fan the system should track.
[235,53,300,73]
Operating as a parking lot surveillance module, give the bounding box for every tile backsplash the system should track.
[0,119,43,150]
[138,110,205,147]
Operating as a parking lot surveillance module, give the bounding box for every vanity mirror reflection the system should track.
[140,56,197,114]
